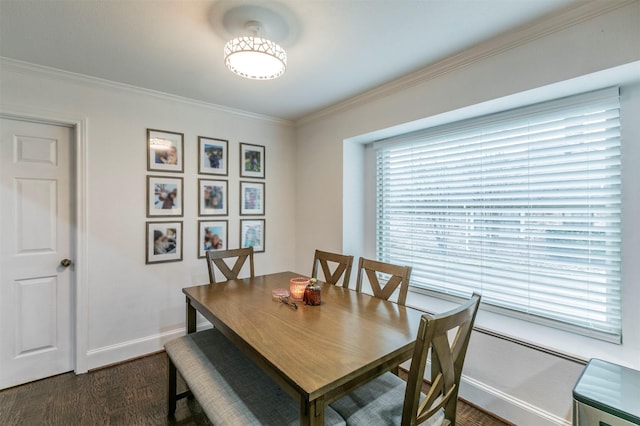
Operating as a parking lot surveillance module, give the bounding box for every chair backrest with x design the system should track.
[355,257,412,306]
[311,249,354,288]
[205,247,254,284]
[402,293,481,426]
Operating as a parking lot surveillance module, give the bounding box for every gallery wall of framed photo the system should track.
[145,128,266,264]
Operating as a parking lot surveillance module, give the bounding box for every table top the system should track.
[573,358,640,423]
[183,271,424,402]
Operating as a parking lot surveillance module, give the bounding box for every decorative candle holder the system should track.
[289,277,309,301]
[303,282,322,306]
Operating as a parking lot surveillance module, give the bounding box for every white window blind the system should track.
[376,88,621,341]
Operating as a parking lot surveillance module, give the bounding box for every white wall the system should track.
[1,1,638,424]
[294,2,640,425]
[0,61,297,369]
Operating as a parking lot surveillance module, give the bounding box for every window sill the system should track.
[404,290,639,369]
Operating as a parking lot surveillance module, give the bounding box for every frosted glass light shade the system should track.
[224,36,287,80]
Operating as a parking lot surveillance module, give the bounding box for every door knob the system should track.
[60,259,72,267]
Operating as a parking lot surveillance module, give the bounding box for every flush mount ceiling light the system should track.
[224,21,287,80]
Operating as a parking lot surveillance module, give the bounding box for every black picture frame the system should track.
[147,175,184,217]
[240,219,265,253]
[240,181,265,216]
[146,221,183,264]
[147,129,184,173]
[198,178,228,216]
[198,219,229,258]
[240,142,265,179]
[198,136,228,176]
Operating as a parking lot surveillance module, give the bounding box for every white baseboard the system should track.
[85,323,212,370]
[460,374,571,426]
[86,329,181,370]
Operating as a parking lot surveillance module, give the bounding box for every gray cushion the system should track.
[329,372,444,426]
[165,328,345,425]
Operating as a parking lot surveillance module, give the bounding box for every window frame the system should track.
[374,87,622,342]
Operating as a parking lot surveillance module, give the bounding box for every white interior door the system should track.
[0,118,74,389]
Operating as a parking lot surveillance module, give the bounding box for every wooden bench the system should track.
[165,328,346,425]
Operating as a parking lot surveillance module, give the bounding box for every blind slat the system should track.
[376,88,622,341]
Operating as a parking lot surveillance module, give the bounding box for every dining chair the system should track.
[356,257,412,306]
[311,249,354,288]
[205,247,254,284]
[330,293,481,426]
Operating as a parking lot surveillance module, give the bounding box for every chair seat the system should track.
[165,328,345,425]
[330,372,444,426]
[330,293,480,426]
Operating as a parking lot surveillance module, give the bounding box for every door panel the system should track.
[16,276,58,355]
[0,118,73,389]
[15,133,58,165]
[16,178,57,253]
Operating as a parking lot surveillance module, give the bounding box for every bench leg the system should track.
[168,357,177,416]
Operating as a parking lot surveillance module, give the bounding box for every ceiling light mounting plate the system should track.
[244,20,263,36]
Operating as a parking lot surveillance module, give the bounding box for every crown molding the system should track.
[296,0,636,126]
[0,57,294,127]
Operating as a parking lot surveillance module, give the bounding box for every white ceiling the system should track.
[0,0,581,122]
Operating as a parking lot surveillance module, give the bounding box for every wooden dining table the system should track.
[183,271,424,426]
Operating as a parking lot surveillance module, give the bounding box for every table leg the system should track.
[300,396,324,426]
[186,297,196,334]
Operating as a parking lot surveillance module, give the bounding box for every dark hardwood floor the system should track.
[0,352,511,425]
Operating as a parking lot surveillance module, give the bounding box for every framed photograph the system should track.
[147,129,184,173]
[240,219,265,253]
[147,175,183,217]
[240,181,265,216]
[198,220,228,258]
[146,221,183,264]
[240,143,265,179]
[198,179,228,216]
[198,136,228,176]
